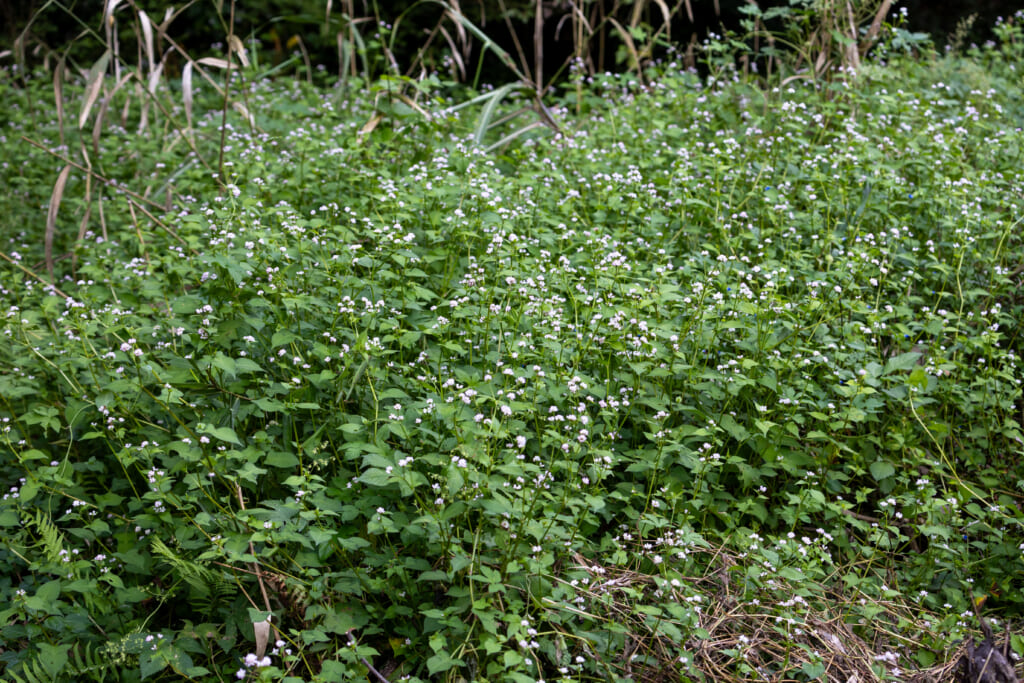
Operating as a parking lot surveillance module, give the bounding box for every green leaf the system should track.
[201,425,242,446]
[18,479,40,502]
[883,351,921,374]
[140,650,168,680]
[310,528,336,545]
[427,650,463,675]
[234,357,264,374]
[908,367,928,391]
[19,449,48,462]
[36,642,71,678]
[247,608,274,623]
[36,579,62,605]
[236,461,267,483]
[339,536,370,551]
[265,451,299,467]
[800,659,826,680]
[254,397,286,412]
[360,468,392,487]
[399,330,422,347]
[446,465,465,497]
[869,460,895,481]
[302,629,330,644]
[502,650,524,667]
[271,330,301,347]
[720,414,750,442]
[211,352,237,378]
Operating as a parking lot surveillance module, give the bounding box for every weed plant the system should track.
[1,9,1024,683]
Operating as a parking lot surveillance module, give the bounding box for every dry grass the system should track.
[548,544,1018,683]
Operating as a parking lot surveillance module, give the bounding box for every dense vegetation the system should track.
[1,2,1023,682]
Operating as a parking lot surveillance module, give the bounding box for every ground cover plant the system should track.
[1,3,1023,682]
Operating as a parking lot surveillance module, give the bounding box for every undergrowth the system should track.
[1,6,1023,683]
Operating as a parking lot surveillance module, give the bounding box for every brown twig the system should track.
[20,136,167,211]
[235,484,274,622]
[0,251,70,299]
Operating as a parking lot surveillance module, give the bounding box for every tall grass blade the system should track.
[146,62,163,95]
[45,165,72,283]
[194,57,254,125]
[484,119,546,152]
[91,90,110,157]
[337,30,352,87]
[94,72,131,154]
[606,17,642,78]
[182,60,194,131]
[103,0,124,81]
[473,81,523,145]
[357,112,383,143]
[228,35,250,67]
[437,25,467,80]
[139,9,155,76]
[102,0,125,30]
[79,50,112,129]
[534,0,543,90]
[73,174,93,276]
[629,0,644,29]
[198,57,230,70]
[136,80,149,131]
[53,55,66,148]
[651,0,673,37]
[429,0,526,81]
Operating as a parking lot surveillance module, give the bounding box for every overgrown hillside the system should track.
[1,5,1023,683]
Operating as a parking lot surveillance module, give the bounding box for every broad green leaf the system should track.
[265,451,299,467]
[271,330,301,347]
[360,468,392,487]
[446,465,465,497]
[36,642,71,678]
[18,479,39,503]
[139,650,168,680]
[720,414,750,442]
[883,352,922,374]
[869,461,895,481]
[254,397,286,412]
[203,426,242,446]
[427,650,463,675]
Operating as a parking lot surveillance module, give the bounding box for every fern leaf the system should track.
[28,510,66,565]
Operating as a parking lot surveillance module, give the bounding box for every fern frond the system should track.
[6,657,47,683]
[264,571,311,625]
[27,509,66,565]
[151,536,214,594]
[67,641,124,681]
[13,640,132,683]
[8,645,67,683]
[150,536,233,612]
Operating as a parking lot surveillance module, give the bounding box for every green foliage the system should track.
[2,9,1024,683]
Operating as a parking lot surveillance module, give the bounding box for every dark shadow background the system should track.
[1,0,1018,82]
